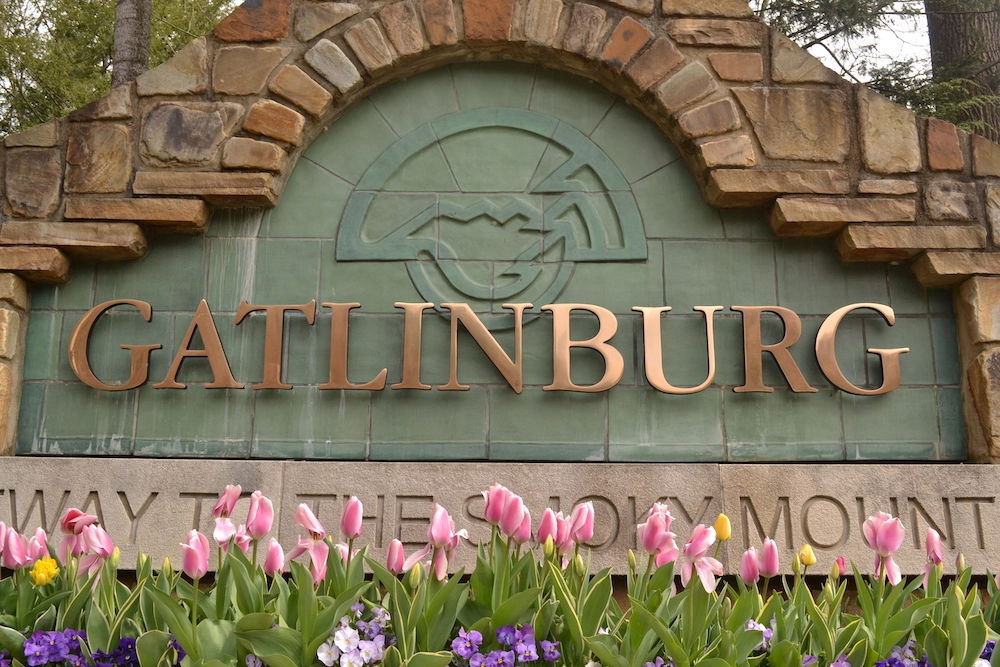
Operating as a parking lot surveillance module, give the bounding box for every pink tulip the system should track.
[926,528,943,565]
[214,517,236,549]
[835,556,847,577]
[483,485,511,526]
[428,504,454,548]
[181,530,210,579]
[334,542,349,562]
[863,512,904,585]
[386,539,405,574]
[246,491,274,540]
[233,526,251,554]
[27,528,48,561]
[759,538,780,577]
[647,503,674,532]
[570,502,595,544]
[60,508,98,535]
[82,524,114,558]
[739,547,759,584]
[638,513,671,555]
[340,497,364,540]
[554,512,574,555]
[309,540,329,585]
[264,538,284,577]
[499,495,525,538]
[512,510,532,545]
[432,545,449,581]
[3,530,28,568]
[537,508,558,544]
[295,504,326,539]
[212,485,242,519]
[680,525,723,592]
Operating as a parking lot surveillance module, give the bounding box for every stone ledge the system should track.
[912,251,1000,288]
[0,246,70,283]
[132,172,278,207]
[836,224,987,262]
[0,222,147,260]
[770,197,916,236]
[64,198,210,233]
[705,169,850,206]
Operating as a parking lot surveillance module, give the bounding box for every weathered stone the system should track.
[987,185,1000,243]
[212,46,289,95]
[269,65,333,118]
[380,2,424,55]
[243,100,305,145]
[464,0,515,41]
[0,308,21,360]
[141,104,232,168]
[733,88,848,163]
[306,39,363,94]
[419,0,458,46]
[604,0,654,16]
[136,37,208,96]
[0,222,147,261]
[677,98,740,138]
[969,348,1000,458]
[664,0,754,17]
[64,198,210,232]
[132,172,278,207]
[705,169,849,206]
[972,135,1000,177]
[524,0,564,46]
[770,197,916,236]
[562,3,606,56]
[0,247,70,283]
[0,274,28,310]
[345,18,397,73]
[600,17,653,71]
[4,121,58,148]
[924,181,973,221]
[667,19,762,47]
[214,0,290,42]
[771,33,840,84]
[912,251,1000,288]
[653,61,717,112]
[68,85,132,121]
[857,179,918,195]
[959,277,1000,345]
[697,134,755,167]
[294,3,360,42]
[626,38,684,90]
[927,118,964,171]
[222,137,287,173]
[708,52,761,81]
[858,86,921,174]
[5,149,61,219]
[65,124,131,194]
[837,224,986,262]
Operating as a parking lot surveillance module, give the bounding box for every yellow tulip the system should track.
[29,557,59,586]
[713,514,732,541]
[799,544,817,567]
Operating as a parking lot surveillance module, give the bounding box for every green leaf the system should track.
[234,626,304,667]
[384,646,403,667]
[582,573,613,637]
[145,586,195,660]
[769,640,802,667]
[924,625,949,667]
[491,588,541,630]
[586,635,629,667]
[0,624,26,661]
[236,613,277,633]
[197,619,236,662]
[547,564,584,653]
[86,602,112,653]
[630,599,690,667]
[229,552,264,617]
[961,614,989,667]
[136,630,172,667]
[405,651,453,667]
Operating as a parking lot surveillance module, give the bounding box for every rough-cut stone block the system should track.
[927,118,964,171]
[970,348,1000,458]
[69,85,132,122]
[0,308,21,360]
[698,134,755,167]
[972,135,1000,177]
[214,0,290,42]
[419,0,458,45]
[960,277,1000,345]
[857,179,918,195]
[654,61,717,114]
[706,169,849,206]
[604,0,654,16]
[213,46,289,95]
[64,198,210,232]
[4,121,58,148]
[524,0,564,46]
[667,19,762,47]
[734,88,848,163]
[141,103,241,168]
[924,181,973,221]
[0,273,28,310]
[5,149,61,219]
[626,38,684,90]
[380,2,425,55]
[132,172,278,207]
[562,3,605,56]
[663,0,753,16]
[306,39,363,94]
[345,18,397,73]
[0,222,147,261]
[0,247,70,283]
[771,32,839,84]
[136,38,208,96]
[708,52,761,81]
[858,86,920,174]
[600,17,653,72]
[912,251,1000,288]
[65,124,131,194]
[987,185,1000,243]
[837,224,986,262]
[269,65,333,118]
[464,0,515,41]
[677,98,740,138]
[243,100,306,146]
[770,197,916,236]
[222,137,287,173]
[295,3,360,42]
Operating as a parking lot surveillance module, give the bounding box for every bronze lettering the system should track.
[543,303,624,392]
[815,303,909,396]
[319,303,388,390]
[733,306,817,393]
[234,301,317,390]
[68,299,162,391]
[154,300,242,389]
[438,303,529,393]
[392,303,434,390]
[635,306,722,394]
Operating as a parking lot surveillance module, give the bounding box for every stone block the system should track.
[213,46,289,96]
[64,198,210,232]
[132,172,278,207]
[419,0,458,46]
[969,348,1000,458]
[0,247,70,283]
[734,87,848,163]
[141,103,243,168]
[705,169,849,206]
[604,0,654,15]
[924,180,973,221]
[770,196,916,236]
[771,33,839,84]
[524,0,564,47]
[912,251,1000,288]
[857,179,917,195]
[269,65,333,118]
[972,135,1000,177]
[600,17,653,72]
[306,39,363,94]
[927,118,964,171]
[222,137,287,173]
[65,123,131,194]
[463,0,515,41]
[0,273,28,310]
[0,222,147,261]
[626,38,684,90]
[380,1,425,55]
[345,18,397,73]
[214,0,290,42]
[987,185,1000,244]
[562,3,606,57]
[4,121,58,148]
[667,19,762,47]
[697,133,755,167]
[0,308,20,360]
[858,86,921,174]
[663,0,754,16]
[243,100,306,146]
[676,98,740,138]
[68,86,132,122]
[136,38,208,96]
[294,3,360,42]
[5,149,61,219]
[837,224,986,262]
[959,277,1000,345]
[708,52,761,81]
[653,61,717,112]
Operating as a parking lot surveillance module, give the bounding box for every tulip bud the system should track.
[246,491,274,541]
[340,496,364,540]
[627,549,637,573]
[759,538,780,577]
[956,552,966,571]
[791,553,801,575]
[830,562,840,580]
[180,530,210,580]
[386,539,405,574]
[543,535,555,559]
[483,485,511,526]
[110,547,121,570]
[162,556,171,573]
[569,502,595,544]
[573,554,585,576]
[409,561,425,589]
[264,538,284,577]
[835,556,847,577]
[739,547,759,584]
[499,495,526,538]
[798,544,816,567]
[713,514,731,541]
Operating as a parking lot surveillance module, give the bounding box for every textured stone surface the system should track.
[213,46,289,95]
[677,98,740,138]
[600,17,653,71]
[244,100,306,145]
[380,2,425,55]
[924,181,973,221]
[987,185,1000,243]
[132,171,278,207]
[214,0,290,42]
[604,0,654,16]
[0,308,21,360]
[705,169,849,206]
[927,118,964,172]
[306,39,363,93]
[770,197,916,236]
[654,61,717,112]
[708,52,762,81]
[0,273,28,310]
[858,87,921,174]
[698,133,755,167]
[419,0,458,46]
[837,224,986,262]
[524,0,564,46]
[4,121,58,148]
[269,65,333,118]
[0,222,147,260]
[294,3,360,42]
[972,135,1000,177]
[626,38,684,90]
[0,247,70,283]
[959,277,1000,345]
[912,251,1000,288]
[667,19,762,47]
[65,124,131,194]
[345,18,397,73]
[136,38,208,96]
[5,149,61,219]
[141,103,241,167]
[64,198,210,231]
[222,137,287,173]
[68,86,132,122]
[857,179,918,195]
[664,0,753,15]
[969,348,1000,458]
[771,33,840,84]
[464,0,515,41]
[562,3,606,56]
[734,88,848,163]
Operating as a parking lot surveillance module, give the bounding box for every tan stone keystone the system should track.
[132,172,278,207]
[0,222,147,261]
[912,251,1000,288]
[64,198,210,232]
[0,247,70,283]
[836,225,987,263]
[705,169,849,206]
[769,197,916,236]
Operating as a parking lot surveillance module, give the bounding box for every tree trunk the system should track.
[112,0,152,87]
